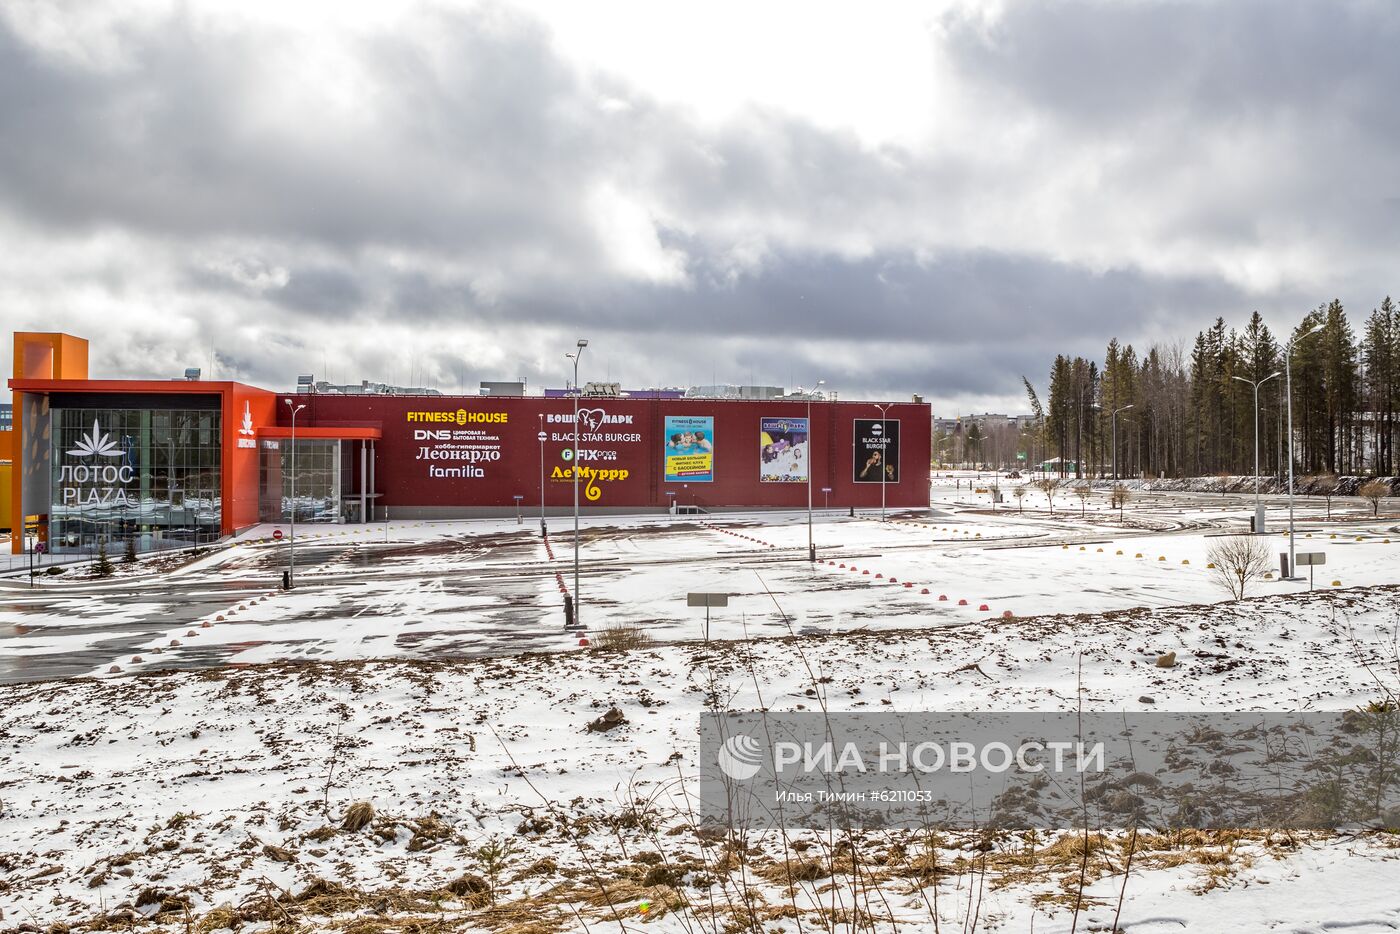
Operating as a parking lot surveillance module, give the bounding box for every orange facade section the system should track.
[9,333,90,551]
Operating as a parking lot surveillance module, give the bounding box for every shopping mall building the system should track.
[3,332,930,554]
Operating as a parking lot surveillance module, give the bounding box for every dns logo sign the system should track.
[414,429,453,441]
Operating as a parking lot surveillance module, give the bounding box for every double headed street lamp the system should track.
[872,402,894,521]
[1110,404,1134,481]
[805,380,825,561]
[565,339,588,628]
[283,400,306,589]
[1285,324,1322,577]
[1231,371,1282,534]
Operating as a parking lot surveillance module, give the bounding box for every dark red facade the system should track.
[282,394,930,512]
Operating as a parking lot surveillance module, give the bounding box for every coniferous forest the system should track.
[1021,298,1400,481]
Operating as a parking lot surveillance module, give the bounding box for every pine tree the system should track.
[1362,297,1398,474]
[94,541,114,578]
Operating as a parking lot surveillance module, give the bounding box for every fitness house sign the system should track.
[407,408,506,480]
[57,421,136,507]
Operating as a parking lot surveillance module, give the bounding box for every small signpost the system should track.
[687,592,729,642]
[513,494,524,524]
[1295,551,1325,590]
[272,528,284,541]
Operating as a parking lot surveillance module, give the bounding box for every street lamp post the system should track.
[805,380,825,561]
[537,416,547,535]
[284,400,306,589]
[872,403,893,521]
[1286,325,1322,577]
[1231,372,1282,533]
[566,339,588,628]
[1111,404,1134,482]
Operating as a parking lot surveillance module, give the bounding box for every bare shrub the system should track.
[1034,478,1063,515]
[1307,473,1340,518]
[1207,535,1272,600]
[1110,483,1131,519]
[1073,482,1092,517]
[1359,479,1390,517]
[1013,485,1028,514]
[595,622,655,651]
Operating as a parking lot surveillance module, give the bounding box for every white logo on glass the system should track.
[66,420,122,458]
[717,734,764,781]
[239,400,255,435]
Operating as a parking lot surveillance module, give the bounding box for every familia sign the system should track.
[408,408,507,480]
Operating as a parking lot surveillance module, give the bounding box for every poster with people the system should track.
[664,415,715,482]
[853,418,899,483]
[759,416,808,483]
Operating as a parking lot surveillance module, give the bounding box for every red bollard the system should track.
[958,599,968,606]
[978,604,990,611]
[939,594,948,601]
[920,588,930,594]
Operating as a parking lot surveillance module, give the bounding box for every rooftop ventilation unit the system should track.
[183,368,201,381]
[296,374,315,393]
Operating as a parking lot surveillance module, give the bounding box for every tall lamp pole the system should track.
[537,415,547,534]
[1286,325,1322,576]
[873,402,893,521]
[1111,404,1134,481]
[805,379,825,561]
[284,400,305,589]
[1231,372,1282,533]
[566,339,588,627]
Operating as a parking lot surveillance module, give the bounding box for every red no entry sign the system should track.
[272,529,284,540]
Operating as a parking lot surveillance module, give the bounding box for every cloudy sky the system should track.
[2,0,1397,413]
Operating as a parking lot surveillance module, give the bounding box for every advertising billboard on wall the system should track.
[664,415,715,482]
[759,416,808,483]
[853,418,899,483]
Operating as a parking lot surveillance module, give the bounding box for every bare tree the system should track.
[1110,482,1131,521]
[1207,535,1272,600]
[1073,482,1092,517]
[1034,478,1062,515]
[1307,473,1340,518]
[1013,484,1027,514]
[1358,479,1390,517]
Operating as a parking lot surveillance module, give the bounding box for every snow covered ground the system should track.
[2,480,1399,931]
[2,585,1399,931]
[3,480,1397,682]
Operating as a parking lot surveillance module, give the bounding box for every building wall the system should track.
[282,394,930,512]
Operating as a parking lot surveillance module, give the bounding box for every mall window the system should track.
[260,439,343,522]
[50,405,222,552]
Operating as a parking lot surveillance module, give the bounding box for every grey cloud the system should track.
[1,2,1395,411]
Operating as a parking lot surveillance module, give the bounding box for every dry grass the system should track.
[592,622,655,651]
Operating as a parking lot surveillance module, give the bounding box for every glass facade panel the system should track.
[259,439,343,522]
[50,406,222,552]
